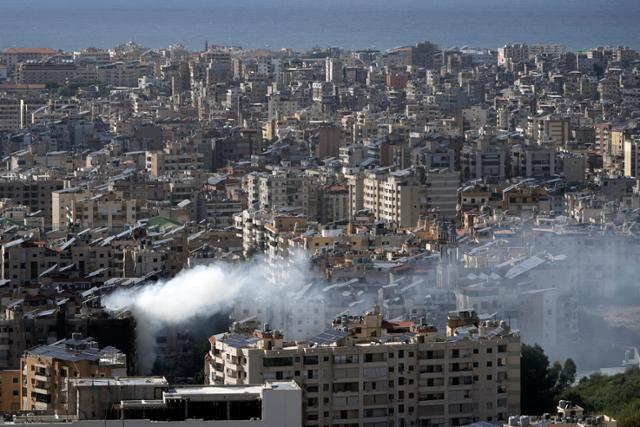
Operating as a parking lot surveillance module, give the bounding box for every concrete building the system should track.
[624,139,639,177]
[461,142,508,181]
[20,333,126,412]
[146,144,204,177]
[319,184,350,224]
[11,380,301,427]
[527,115,571,146]
[1,48,58,71]
[497,44,529,66]
[325,57,344,83]
[0,98,25,132]
[360,169,427,227]
[66,191,146,230]
[0,369,20,411]
[411,41,442,70]
[244,169,318,217]
[15,62,78,85]
[511,145,556,178]
[425,169,461,220]
[556,152,587,183]
[97,62,153,87]
[528,44,567,58]
[315,125,343,160]
[0,178,63,228]
[206,309,520,427]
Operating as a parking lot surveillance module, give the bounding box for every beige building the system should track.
[15,62,78,85]
[353,169,427,227]
[527,115,571,146]
[145,144,204,177]
[96,62,153,87]
[20,333,126,412]
[624,139,639,177]
[68,191,144,230]
[0,178,63,228]
[0,97,47,132]
[52,189,145,231]
[609,128,628,158]
[244,170,318,217]
[51,187,92,231]
[206,309,520,427]
[0,369,20,411]
[497,44,528,66]
[0,98,24,132]
[1,48,58,71]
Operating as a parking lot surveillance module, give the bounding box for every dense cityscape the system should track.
[0,38,639,427]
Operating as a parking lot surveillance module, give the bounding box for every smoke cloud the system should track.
[103,252,317,373]
[103,230,640,377]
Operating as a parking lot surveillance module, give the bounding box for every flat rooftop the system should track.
[164,381,300,401]
[71,377,168,387]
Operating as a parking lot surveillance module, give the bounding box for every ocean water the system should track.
[0,0,639,51]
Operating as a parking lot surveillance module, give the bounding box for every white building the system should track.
[21,379,302,427]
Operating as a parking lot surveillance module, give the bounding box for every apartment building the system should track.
[66,191,145,230]
[359,169,427,227]
[326,58,344,83]
[411,41,442,70]
[528,44,567,58]
[0,369,20,411]
[51,187,92,231]
[425,169,460,220]
[20,333,126,412]
[15,62,78,85]
[527,115,570,146]
[146,144,204,177]
[244,169,319,218]
[319,185,350,224]
[1,48,58,71]
[460,142,508,181]
[497,44,529,66]
[624,139,640,177]
[206,309,520,427]
[0,98,24,132]
[96,62,153,87]
[511,145,556,178]
[0,179,63,228]
[0,96,47,133]
[0,235,115,287]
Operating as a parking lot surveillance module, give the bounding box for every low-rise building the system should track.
[20,333,127,412]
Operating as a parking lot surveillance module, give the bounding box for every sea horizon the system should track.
[1,0,639,52]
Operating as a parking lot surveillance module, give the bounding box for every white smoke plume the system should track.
[103,252,314,373]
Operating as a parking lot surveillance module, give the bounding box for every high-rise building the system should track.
[325,57,343,83]
[411,41,442,70]
[497,44,529,66]
[425,169,461,220]
[624,139,640,178]
[358,168,427,227]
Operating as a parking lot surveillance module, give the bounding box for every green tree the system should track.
[559,368,640,427]
[522,345,578,415]
[558,358,577,391]
[522,344,556,414]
